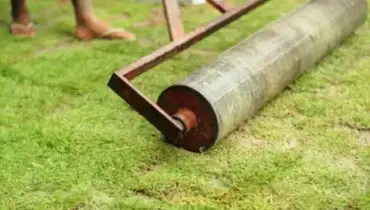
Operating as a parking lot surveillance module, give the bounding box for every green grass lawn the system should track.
[1,0,369,209]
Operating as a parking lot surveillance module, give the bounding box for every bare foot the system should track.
[10,22,36,37]
[75,13,135,41]
[10,9,35,38]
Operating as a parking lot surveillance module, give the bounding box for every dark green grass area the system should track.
[0,0,369,209]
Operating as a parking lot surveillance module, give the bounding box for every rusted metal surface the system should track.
[117,0,269,80]
[158,85,219,152]
[162,0,185,41]
[108,73,184,143]
[173,108,198,133]
[206,0,232,13]
[158,0,368,152]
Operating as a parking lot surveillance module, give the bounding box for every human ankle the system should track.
[14,12,31,25]
[76,12,100,26]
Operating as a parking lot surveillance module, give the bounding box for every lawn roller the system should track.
[108,0,368,153]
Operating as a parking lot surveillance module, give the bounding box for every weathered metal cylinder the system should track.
[158,0,368,152]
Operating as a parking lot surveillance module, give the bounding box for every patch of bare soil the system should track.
[358,130,370,146]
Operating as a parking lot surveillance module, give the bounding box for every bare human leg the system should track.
[10,0,35,37]
[71,0,136,40]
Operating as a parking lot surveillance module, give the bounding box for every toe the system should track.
[101,28,136,41]
[111,30,136,40]
[10,23,36,37]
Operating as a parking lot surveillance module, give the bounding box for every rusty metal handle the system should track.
[107,0,268,147]
[206,0,233,13]
[118,0,269,80]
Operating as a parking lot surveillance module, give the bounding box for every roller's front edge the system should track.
[158,0,368,153]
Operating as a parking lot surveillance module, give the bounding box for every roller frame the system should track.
[107,0,269,151]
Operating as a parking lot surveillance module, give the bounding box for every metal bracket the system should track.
[162,0,233,41]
